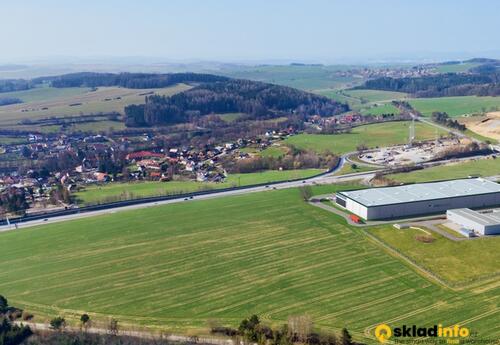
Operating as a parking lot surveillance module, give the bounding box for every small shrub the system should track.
[415,235,435,243]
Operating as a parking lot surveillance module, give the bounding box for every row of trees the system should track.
[212,315,361,345]
[0,188,29,215]
[125,79,349,127]
[222,150,339,174]
[0,97,22,106]
[0,79,31,93]
[0,295,33,345]
[33,72,229,89]
[431,112,466,131]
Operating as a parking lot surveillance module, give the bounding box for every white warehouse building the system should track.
[335,178,500,220]
[446,208,500,235]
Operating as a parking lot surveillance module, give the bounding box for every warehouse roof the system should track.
[447,208,500,226]
[338,178,500,207]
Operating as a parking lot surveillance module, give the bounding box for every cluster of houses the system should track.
[0,118,304,216]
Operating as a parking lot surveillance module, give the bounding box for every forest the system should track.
[34,72,229,88]
[124,79,349,127]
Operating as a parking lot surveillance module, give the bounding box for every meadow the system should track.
[388,158,500,183]
[368,226,500,284]
[316,89,406,113]
[1,186,499,343]
[409,96,500,117]
[343,89,407,103]
[359,103,400,116]
[284,121,448,154]
[432,62,481,73]
[75,169,323,205]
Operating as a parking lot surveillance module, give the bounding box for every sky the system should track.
[1,0,500,64]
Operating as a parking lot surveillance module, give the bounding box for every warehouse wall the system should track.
[446,210,486,235]
[348,192,500,220]
[345,198,368,219]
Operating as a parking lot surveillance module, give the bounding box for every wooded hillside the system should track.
[124,79,349,127]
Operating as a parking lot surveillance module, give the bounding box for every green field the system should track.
[409,96,500,117]
[388,158,500,183]
[75,169,323,205]
[218,113,245,122]
[333,163,378,176]
[0,86,92,103]
[343,89,407,103]
[284,121,448,154]
[368,226,500,284]
[260,145,289,158]
[360,103,400,116]
[317,89,406,112]
[1,186,499,343]
[433,63,481,73]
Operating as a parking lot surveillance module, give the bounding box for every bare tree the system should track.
[288,315,313,342]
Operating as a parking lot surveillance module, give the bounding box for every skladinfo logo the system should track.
[374,323,470,343]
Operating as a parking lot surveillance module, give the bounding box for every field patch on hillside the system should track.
[409,96,500,117]
[284,121,447,154]
[388,158,500,183]
[0,84,191,128]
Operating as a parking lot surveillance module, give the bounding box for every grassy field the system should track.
[218,113,245,122]
[74,169,323,205]
[0,86,91,103]
[368,226,499,284]
[388,158,500,183]
[409,96,500,117]
[284,121,448,154]
[260,145,289,158]
[343,89,407,103]
[1,186,499,343]
[433,62,481,73]
[333,163,378,176]
[317,89,406,112]
[360,103,400,116]
[0,84,191,128]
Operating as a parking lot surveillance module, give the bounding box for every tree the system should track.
[50,317,66,331]
[108,318,119,336]
[0,295,8,312]
[350,163,358,170]
[299,186,313,201]
[288,315,313,343]
[340,328,353,345]
[80,313,90,331]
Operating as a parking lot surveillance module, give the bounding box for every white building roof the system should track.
[338,178,500,207]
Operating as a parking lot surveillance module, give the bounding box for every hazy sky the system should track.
[2,0,499,63]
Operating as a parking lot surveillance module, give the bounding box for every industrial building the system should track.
[446,208,500,236]
[336,178,500,220]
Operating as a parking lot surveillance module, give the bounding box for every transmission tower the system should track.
[408,118,415,146]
